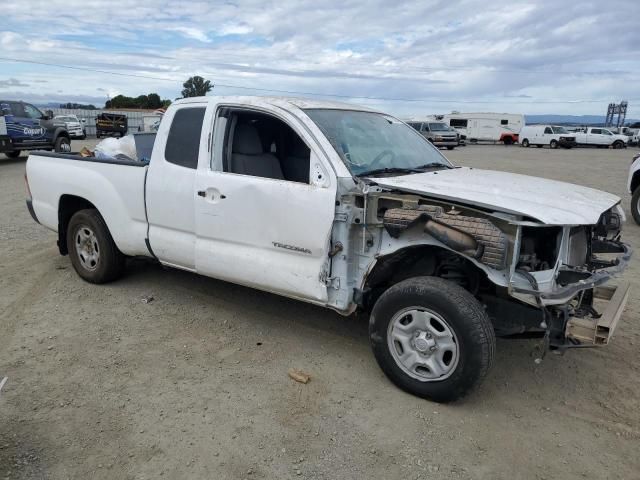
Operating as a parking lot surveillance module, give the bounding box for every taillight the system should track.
[25,172,32,200]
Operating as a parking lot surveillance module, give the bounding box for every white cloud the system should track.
[167,26,211,43]
[0,0,638,117]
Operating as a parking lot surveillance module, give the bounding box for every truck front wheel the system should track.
[5,150,21,158]
[67,209,125,284]
[54,136,71,153]
[631,188,640,225]
[369,277,495,403]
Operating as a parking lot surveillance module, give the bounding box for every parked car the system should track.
[96,113,128,138]
[627,152,640,224]
[407,120,458,149]
[519,125,577,149]
[439,112,522,144]
[0,100,71,158]
[54,114,86,140]
[25,96,631,403]
[573,127,628,149]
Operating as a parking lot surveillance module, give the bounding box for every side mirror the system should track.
[45,110,54,120]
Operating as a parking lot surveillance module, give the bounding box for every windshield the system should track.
[551,126,568,134]
[304,109,452,176]
[428,122,449,131]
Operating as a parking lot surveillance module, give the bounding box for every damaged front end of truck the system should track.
[347,185,631,353]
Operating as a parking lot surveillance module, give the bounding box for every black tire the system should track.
[5,150,21,158]
[631,188,640,225]
[54,136,71,153]
[67,209,125,284]
[550,139,558,149]
[369,277,495,403]
[521,139,530,147]
[613,141,624,149]
[446,146,455,150]
[503,136,513,145]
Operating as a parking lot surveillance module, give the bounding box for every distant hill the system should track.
[525,114,639,126]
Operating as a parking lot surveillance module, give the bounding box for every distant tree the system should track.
[105,93,171,109]
[181,76,213,98]
[146,93,163,109]
[59,102,97,110]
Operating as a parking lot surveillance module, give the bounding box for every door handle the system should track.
[197,190,206,197]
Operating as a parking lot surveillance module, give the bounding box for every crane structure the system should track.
[605,101,628,128]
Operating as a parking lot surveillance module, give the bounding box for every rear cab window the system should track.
[164,107,206,169]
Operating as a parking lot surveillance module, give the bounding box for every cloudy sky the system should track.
[1,0,639,117]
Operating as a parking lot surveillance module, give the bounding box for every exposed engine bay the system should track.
[348,189,631,351]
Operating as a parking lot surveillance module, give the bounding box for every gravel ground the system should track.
[1,142,639,480]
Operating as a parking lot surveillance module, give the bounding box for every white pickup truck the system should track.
[573,127,628,149]
[25,96,631,402]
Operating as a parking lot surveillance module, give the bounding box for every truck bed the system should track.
[26,151,151,257]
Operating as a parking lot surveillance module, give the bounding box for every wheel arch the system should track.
[57,195,98,255]
[360,244,491,312]
[52,128,70,143]
[630,170,640,194]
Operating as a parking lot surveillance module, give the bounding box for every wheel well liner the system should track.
[362,245,490,310]
[53,128,70,142]
[58,195,97,255]
[632,171,640,193]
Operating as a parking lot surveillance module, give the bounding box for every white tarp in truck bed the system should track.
[370,167,620,225]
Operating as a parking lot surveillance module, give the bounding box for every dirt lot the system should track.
[1,143,639,480]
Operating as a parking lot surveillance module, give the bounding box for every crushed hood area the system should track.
[370,167,620,225]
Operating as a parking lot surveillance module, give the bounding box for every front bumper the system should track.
[68,130,84,138]
[432,138,458,147]
[559,137,577,148]
[565,282,630,346]
[512,242,631,301]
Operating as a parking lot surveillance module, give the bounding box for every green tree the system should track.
[181,76,213,98]
[105,93,171,109]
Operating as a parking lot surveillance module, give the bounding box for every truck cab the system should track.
[574,127,628,149]
[407,121,458,149]
[0,100,71,158]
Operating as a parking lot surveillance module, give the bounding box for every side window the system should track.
[544,127,553,134]
[501,119,508,125]
[24,104,43,119]
[407,122,420,131]
[591,128,601,135]
[165,107,206,169]
[225,110,310,183]
[421,124,430,132]
[9,102,26,117]
[449,119,468,128]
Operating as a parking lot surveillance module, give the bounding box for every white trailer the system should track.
[434,112,524,144]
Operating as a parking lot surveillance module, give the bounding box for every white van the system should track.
[519,125,577,149]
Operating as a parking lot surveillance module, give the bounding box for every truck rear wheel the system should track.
[54,136,71,153]
[369,277,495,403]
[67,209,125,284]
[5,150,21,158]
